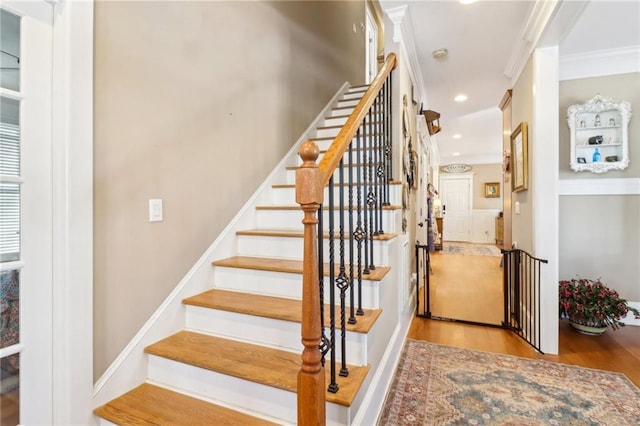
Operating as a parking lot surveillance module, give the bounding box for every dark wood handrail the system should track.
[296,54,397,425]
[318,53,397,186]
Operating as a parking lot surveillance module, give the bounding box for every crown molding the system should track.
[504,0,560,85]
[384,4,427,108]
[560,45,640,81]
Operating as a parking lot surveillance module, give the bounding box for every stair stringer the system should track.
[91,82,351,409]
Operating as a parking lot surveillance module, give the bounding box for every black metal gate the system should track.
[502,249,548,352]
[415,244,547,352]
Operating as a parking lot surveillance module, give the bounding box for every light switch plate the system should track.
[149,199,163,222]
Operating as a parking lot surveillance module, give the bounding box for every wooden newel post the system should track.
[296,140,326,425]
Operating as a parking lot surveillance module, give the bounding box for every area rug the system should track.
[378,339,640,425]
[441,242,502,257]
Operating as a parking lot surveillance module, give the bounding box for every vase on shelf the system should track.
[569,318,607,336]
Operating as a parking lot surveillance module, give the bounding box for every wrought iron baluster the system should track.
[376,91,385,235]
[355,127,365,316]
[336,159,349,378]
[367,106,376,271]
[362,115,370,276]
[327,175,338,393]
[318,204,328,365]
[348,141,356,325]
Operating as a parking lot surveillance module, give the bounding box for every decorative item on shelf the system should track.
[577,157,587,164]
[484,182,500,198]
[579,120,586,128]
[609,117,616,126]
[511,122,528,192]
[592,148,600,162]
[559,277,640,334]
[588,135,603,145]
[440,163,472,173]
[594,114,601,127]
[423,109,441,135]
[605,155,618,162]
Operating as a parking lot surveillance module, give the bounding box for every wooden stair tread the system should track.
[183,289,381,334]
[94,383,277,426]
[145,331,369,407]
[212,256,390,281]
[255,204,400,211]
[236,228,397,241]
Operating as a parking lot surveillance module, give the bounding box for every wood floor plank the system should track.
[212,256,390,281]
[144,331,368,407]
[183,289,381,334]
[93,383,278,426]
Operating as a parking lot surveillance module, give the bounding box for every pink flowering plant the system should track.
[559,277,639,330]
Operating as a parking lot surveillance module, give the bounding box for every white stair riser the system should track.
[337,99,359,108]
[315,126,386,139]
[272,184,401,207]
[236,234,390,266]
[147,355,352,426]
[212,268,381,310]
[184,307,369,366]
[256,209,399,234]
[286,166,394,185]
[329,108,354,118]
[342,91,365,100]
[301,133,384,152]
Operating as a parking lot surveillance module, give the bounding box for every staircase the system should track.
[94,83,405,425]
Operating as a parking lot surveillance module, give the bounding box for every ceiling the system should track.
[380,0,640,166]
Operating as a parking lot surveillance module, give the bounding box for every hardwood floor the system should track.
[427,251,503,325]
[0,389,18,426]
[409,248,640,388]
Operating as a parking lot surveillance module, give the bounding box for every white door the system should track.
[440,176,472,242]
[365,8,378,84]
[0,2,53,424]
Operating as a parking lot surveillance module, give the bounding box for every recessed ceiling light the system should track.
[432,48,448,59]
[454,94,468,102]
[452,152,461,156]
[453,134,462,139]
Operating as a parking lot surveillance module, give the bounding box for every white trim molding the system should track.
[505,0,560,85]
[559,178,640,196]
[560,45,640,81]
[383,5,427,109]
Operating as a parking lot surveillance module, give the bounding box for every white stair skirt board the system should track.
[146,355,355,426]
[185,307,370,366]
[271,184,401,207]
[212,267,382,310]
[256,208,400,233]
[236,234,392,266]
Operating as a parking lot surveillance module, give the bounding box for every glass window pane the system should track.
[0,9,21,92]
[0,353,19,426]
[0,98,20,177]
[0,270,19,349]
[0,185,19,262]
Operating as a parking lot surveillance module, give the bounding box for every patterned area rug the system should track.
[379,340,640,425]
[441,242,502,257]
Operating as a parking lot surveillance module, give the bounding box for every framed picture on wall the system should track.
[511,122,528,192]
[484,182,500,198]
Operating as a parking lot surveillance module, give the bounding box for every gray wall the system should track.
[93,1,366,379]
[510,56,534,252]
[559,72,640,300]
[471,163,502,210]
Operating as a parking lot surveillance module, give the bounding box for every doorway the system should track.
[439,174,472,242]
[365,7,378,84]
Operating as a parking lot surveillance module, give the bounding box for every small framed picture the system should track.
[484,182,500,198]
[577,157,587,164]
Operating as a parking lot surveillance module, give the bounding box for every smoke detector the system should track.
[432,48,448,59]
